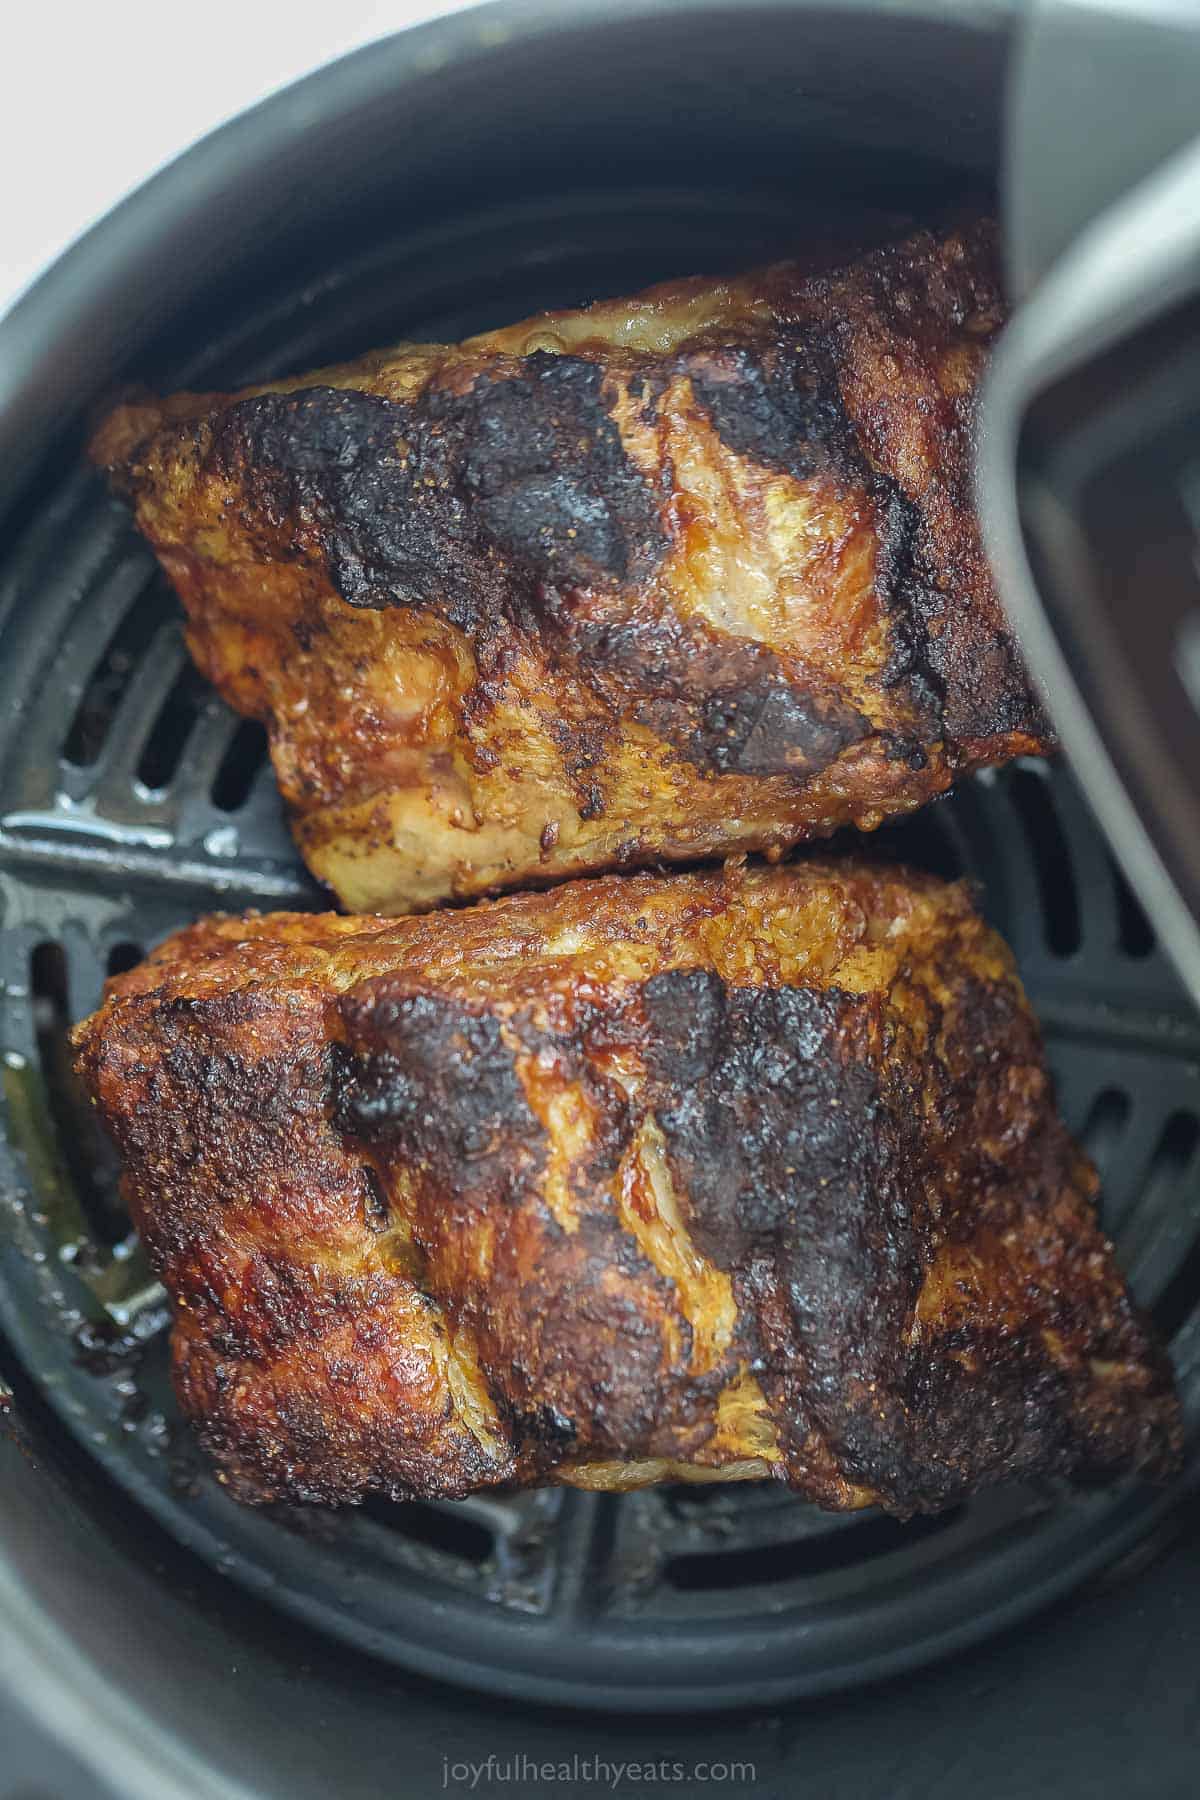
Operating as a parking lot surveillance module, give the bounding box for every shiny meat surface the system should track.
[92,221,1052,912]
[73,860,1178,1511]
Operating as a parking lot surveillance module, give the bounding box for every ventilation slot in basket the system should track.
[30,940,126,1247]
[665,1508,964,1591]
[105,942,146,978]
[1009,766,1082,956]
[62,581,173,767]
[1153,1227,1200,1342]
[1080,1087,1132,1178]
[212,719,270,812]
[135,664,210,791]
[1142,1111,1200,1218]
[362,1496,494,1564]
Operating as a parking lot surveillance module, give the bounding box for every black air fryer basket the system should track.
[2,4,1200,1795]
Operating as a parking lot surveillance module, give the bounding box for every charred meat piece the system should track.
[73,860,1177,1511]
[92,221,1052,912]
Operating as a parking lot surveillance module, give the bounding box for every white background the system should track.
[3,0,472,317]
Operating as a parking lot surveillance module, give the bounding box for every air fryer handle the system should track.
[1006,0,1200,297]
[978,1,1200,1010]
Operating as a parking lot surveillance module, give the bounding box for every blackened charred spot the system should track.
[211,388,482,623]
[896,1320,1082,1502]
[209,362,667,633]
[639,966,725,1088]
[856,371,1054,751]
[575,609,868,779]
[682,335,864,487]
[642,970,891,1261]
[110,998,335,1202]
[690,675,869,777]
[334,983,544,1203]
[871,473,1052,747]
[871,483,946,733]
[442,353,667,588]
[640,969,927,1491]
[505,1400,578,1455]
[889,738,929,770]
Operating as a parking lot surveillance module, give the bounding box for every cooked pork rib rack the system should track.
[73,860,1178,1511]
[92,220,1052,912]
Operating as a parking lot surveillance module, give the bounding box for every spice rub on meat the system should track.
[91,220,1052,912]
[73,860,1178,1512]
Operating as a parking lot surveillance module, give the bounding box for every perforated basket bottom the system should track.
[1,191,1198,1711]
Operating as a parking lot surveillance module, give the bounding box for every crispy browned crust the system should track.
[91,220,1053,912]
[72,860,1177,1512]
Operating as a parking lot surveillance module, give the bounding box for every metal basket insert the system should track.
[1,192,1197,1713]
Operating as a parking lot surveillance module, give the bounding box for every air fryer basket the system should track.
[1,2,1197,1790]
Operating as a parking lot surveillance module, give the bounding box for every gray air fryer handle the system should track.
[1005,0,1200,297]
[981,0,1200,1009]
